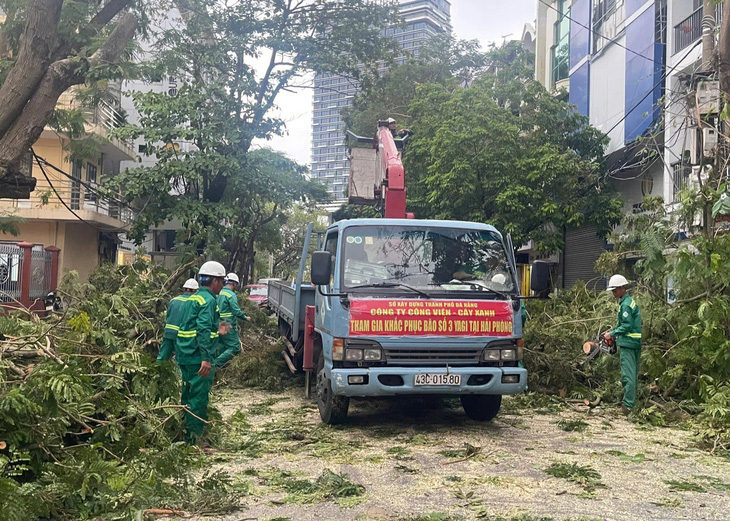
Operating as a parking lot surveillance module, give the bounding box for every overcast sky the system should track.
[256,0,536,166]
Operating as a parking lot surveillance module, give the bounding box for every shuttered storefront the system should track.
[563,225,606,290]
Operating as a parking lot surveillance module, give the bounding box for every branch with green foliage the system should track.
[346,40,622,251]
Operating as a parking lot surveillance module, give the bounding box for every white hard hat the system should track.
[491,273,507,285]
[386,117,396,124]
[225,273,240,284]
[607,274,629,291]
[198,261,226,278]
[183,278,199,290]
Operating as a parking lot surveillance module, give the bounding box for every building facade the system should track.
[534,0,719,288]
[311,0,452,206]
[0,87,135,286]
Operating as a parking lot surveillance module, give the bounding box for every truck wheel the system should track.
[316,356,349,424]
[461,394,501,422]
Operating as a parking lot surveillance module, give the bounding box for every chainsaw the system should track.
[582,330,616,364]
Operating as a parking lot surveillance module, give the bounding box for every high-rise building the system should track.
[311,0,452,206]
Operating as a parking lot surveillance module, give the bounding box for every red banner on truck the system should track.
[348,299,513,337]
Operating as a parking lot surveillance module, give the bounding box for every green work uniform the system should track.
[175,287,220,444]
[157,293,190,361]
[610,293,642,409]
[215,287,248,368]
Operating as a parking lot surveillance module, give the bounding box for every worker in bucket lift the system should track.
[215,272,251,368]
[157,278,199,362]
[386,117,413,140]
[604,274,642,415]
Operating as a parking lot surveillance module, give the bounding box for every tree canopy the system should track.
[113,0,399,269]
[346,40,623,251]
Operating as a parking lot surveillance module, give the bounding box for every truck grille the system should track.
[384,348,482,365]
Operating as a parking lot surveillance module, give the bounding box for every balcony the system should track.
[53,92,135,161]
[674,4,723,55]
[0,173,133,230]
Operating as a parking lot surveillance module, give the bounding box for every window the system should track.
[551,0,570,86]
[671,161,691,202]
[340,225,515,293]
[593,0,624,53]
[324,232,338,288]
[85,163,97,202]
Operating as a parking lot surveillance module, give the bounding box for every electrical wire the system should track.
[596,40,703,172]
[31,148,133,234]
[538,0,657,63]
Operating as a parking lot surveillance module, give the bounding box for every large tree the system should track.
[113,0,398,251]
[347,41,622,251]
[0,0,143,198]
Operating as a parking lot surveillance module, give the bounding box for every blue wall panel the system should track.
[626,0,650,18]
[569,0,590,70]
[624,7,663,143]
[570,62,590,117]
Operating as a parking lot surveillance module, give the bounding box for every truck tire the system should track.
[316,355,349,424]
[461,394,501,422]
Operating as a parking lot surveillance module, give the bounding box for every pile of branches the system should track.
[0,259,224,520]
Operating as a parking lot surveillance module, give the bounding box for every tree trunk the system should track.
[0,9,137,198]
[0,0,63,138]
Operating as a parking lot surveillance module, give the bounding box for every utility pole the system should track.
[703,0,716,71]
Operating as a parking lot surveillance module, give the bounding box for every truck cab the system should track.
[307,218,545,424]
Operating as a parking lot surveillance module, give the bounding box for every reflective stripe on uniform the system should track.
[210,332,219,339]
[178,330,197,338]
[627,333,642,338]
[189,295,206,305]
[629,299,636,309]
[165,324,180,330]
[173,296,189,302]
[220,312,233,317]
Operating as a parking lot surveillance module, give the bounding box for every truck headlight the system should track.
[363,349,382,361]
[483,349,500,361]
[345,349,363,361]
[501,349,516,361]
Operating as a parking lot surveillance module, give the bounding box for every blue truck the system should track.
[268,218,548,424]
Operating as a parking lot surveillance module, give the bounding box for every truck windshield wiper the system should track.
[434,280,511,300]
[349,282,432,299]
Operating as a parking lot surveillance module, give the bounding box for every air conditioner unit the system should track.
[696,81,720,115]
[703,127,718,154]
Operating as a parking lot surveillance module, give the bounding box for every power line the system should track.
[599,40,702,161]
[31,148,132,234]
[538,0,656,63]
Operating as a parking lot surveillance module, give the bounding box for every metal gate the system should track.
[0,244,23,302]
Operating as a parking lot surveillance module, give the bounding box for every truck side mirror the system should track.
[311,251,332,286]
[530,261,550,297]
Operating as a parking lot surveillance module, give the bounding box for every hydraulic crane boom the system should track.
[347,119,414,219]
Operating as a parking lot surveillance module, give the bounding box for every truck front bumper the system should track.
[329,366,527,397]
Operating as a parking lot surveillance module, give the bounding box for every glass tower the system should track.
[311,0,452,205]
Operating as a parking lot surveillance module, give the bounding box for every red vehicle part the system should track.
[303,305,316,372]
[375,125,413,219]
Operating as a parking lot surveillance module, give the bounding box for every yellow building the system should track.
[0,90,136,282]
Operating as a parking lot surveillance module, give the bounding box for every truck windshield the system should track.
[342,226,515,293]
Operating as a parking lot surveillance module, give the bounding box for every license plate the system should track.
[414,373,461,386]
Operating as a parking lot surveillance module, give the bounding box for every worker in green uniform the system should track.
[175,261,230,444]
[215,272,251,368]
[604,274,642,414]
[157,278,199,362]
